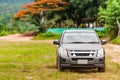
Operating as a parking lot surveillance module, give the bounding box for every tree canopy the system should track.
[14,0,106,32]
[98,0,120,39]
[14,0,67,32]
[0,0,36,34]
[62,0,106,26]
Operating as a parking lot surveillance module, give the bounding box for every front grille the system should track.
[70,50,95,57]
[69,50,96,62]
[74,53,90,56]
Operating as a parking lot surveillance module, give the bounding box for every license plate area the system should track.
[77,59,88,64]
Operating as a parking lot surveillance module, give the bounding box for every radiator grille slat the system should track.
[70,50,95,57]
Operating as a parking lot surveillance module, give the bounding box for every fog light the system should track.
[99,59,103,62]
[61,59,66,62]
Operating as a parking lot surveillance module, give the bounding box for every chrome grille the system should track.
[70,50,95,57]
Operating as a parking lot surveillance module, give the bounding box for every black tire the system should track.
[57,57,65,71]
[98,67,105,72]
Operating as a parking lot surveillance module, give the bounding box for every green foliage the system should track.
[62,0,106,25]
[107,25,118,40]
[33,32,60,40]
[0,0,35,35]
[98,0,120,39]
[0,23,7,31]
[46,15,61,28]
[0,31,9,36]
[96,31,108,39]
[98,0,120,24]
[0,0,106,35]
[0,23,9,36]
[111,36,120,45]
[46,0,106,28]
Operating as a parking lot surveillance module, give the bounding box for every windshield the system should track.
[62,32,99,44]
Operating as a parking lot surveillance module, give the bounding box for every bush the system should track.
[0,31,8,36]
[111,36,120,45]
[108,26,118,40]
[96,31,108,39]
[33,32,60,40]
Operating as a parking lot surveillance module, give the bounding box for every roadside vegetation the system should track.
[111,36,120,45]
[0,41,120,80]
[33,32,60,40]
[33,30,108,40]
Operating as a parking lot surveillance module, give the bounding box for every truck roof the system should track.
[63,30,96,33]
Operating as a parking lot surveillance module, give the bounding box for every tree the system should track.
[62,0,106,27]
[98,0,120,39]
[14,0,67,32]
[43,0,106,28]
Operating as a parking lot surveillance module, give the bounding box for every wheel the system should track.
[57,57,65,71]
[98,67,105,72]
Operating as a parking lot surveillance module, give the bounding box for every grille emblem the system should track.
[89,53,92,56]
[73,54,76,56]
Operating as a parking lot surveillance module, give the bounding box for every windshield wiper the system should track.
[70,42,87,43]
[87,42,99,43]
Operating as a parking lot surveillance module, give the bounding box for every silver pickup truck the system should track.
[53,30,107,72]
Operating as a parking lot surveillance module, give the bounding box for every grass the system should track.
[0,41,120,80]
[111,36,120,45]
[33,32,60,40]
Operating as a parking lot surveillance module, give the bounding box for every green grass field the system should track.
[0,41,120,80]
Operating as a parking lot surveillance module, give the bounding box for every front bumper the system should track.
[60,57,105,68]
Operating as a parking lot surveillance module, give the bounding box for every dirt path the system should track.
[0,34,33,41]
[0,34,53,43]
[104,44,120,64]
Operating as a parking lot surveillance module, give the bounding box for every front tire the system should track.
[98,67,105,72]
[57,57,65,71]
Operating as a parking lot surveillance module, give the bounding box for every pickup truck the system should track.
[53,30,107,72]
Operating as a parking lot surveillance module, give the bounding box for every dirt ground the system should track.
[0,34,32,41]
[0,34,120,65]
[104,44,120,64]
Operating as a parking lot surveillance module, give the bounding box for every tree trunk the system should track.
[116,19,120,36]
[39,26,45,33]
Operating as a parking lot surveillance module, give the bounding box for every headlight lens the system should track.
[97,48,104,57]
[59,48,68,57]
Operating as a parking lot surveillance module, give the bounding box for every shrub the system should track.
[96,31,108,39]
[33,32,60,40]
[95,27,108,39]
[111,36,120,45]
[0,31,8,36]
[108,26,118,40]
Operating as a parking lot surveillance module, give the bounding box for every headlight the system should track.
[59,48,68,57]
[97,48,104,57]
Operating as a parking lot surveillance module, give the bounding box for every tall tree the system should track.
[98,0,120,39]
[62,0,106,27]
[14,0,67,32]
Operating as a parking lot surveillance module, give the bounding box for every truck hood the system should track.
[61,44,102,50]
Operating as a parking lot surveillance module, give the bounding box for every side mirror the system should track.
[101,40,107,45]
[53,40,60,45]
